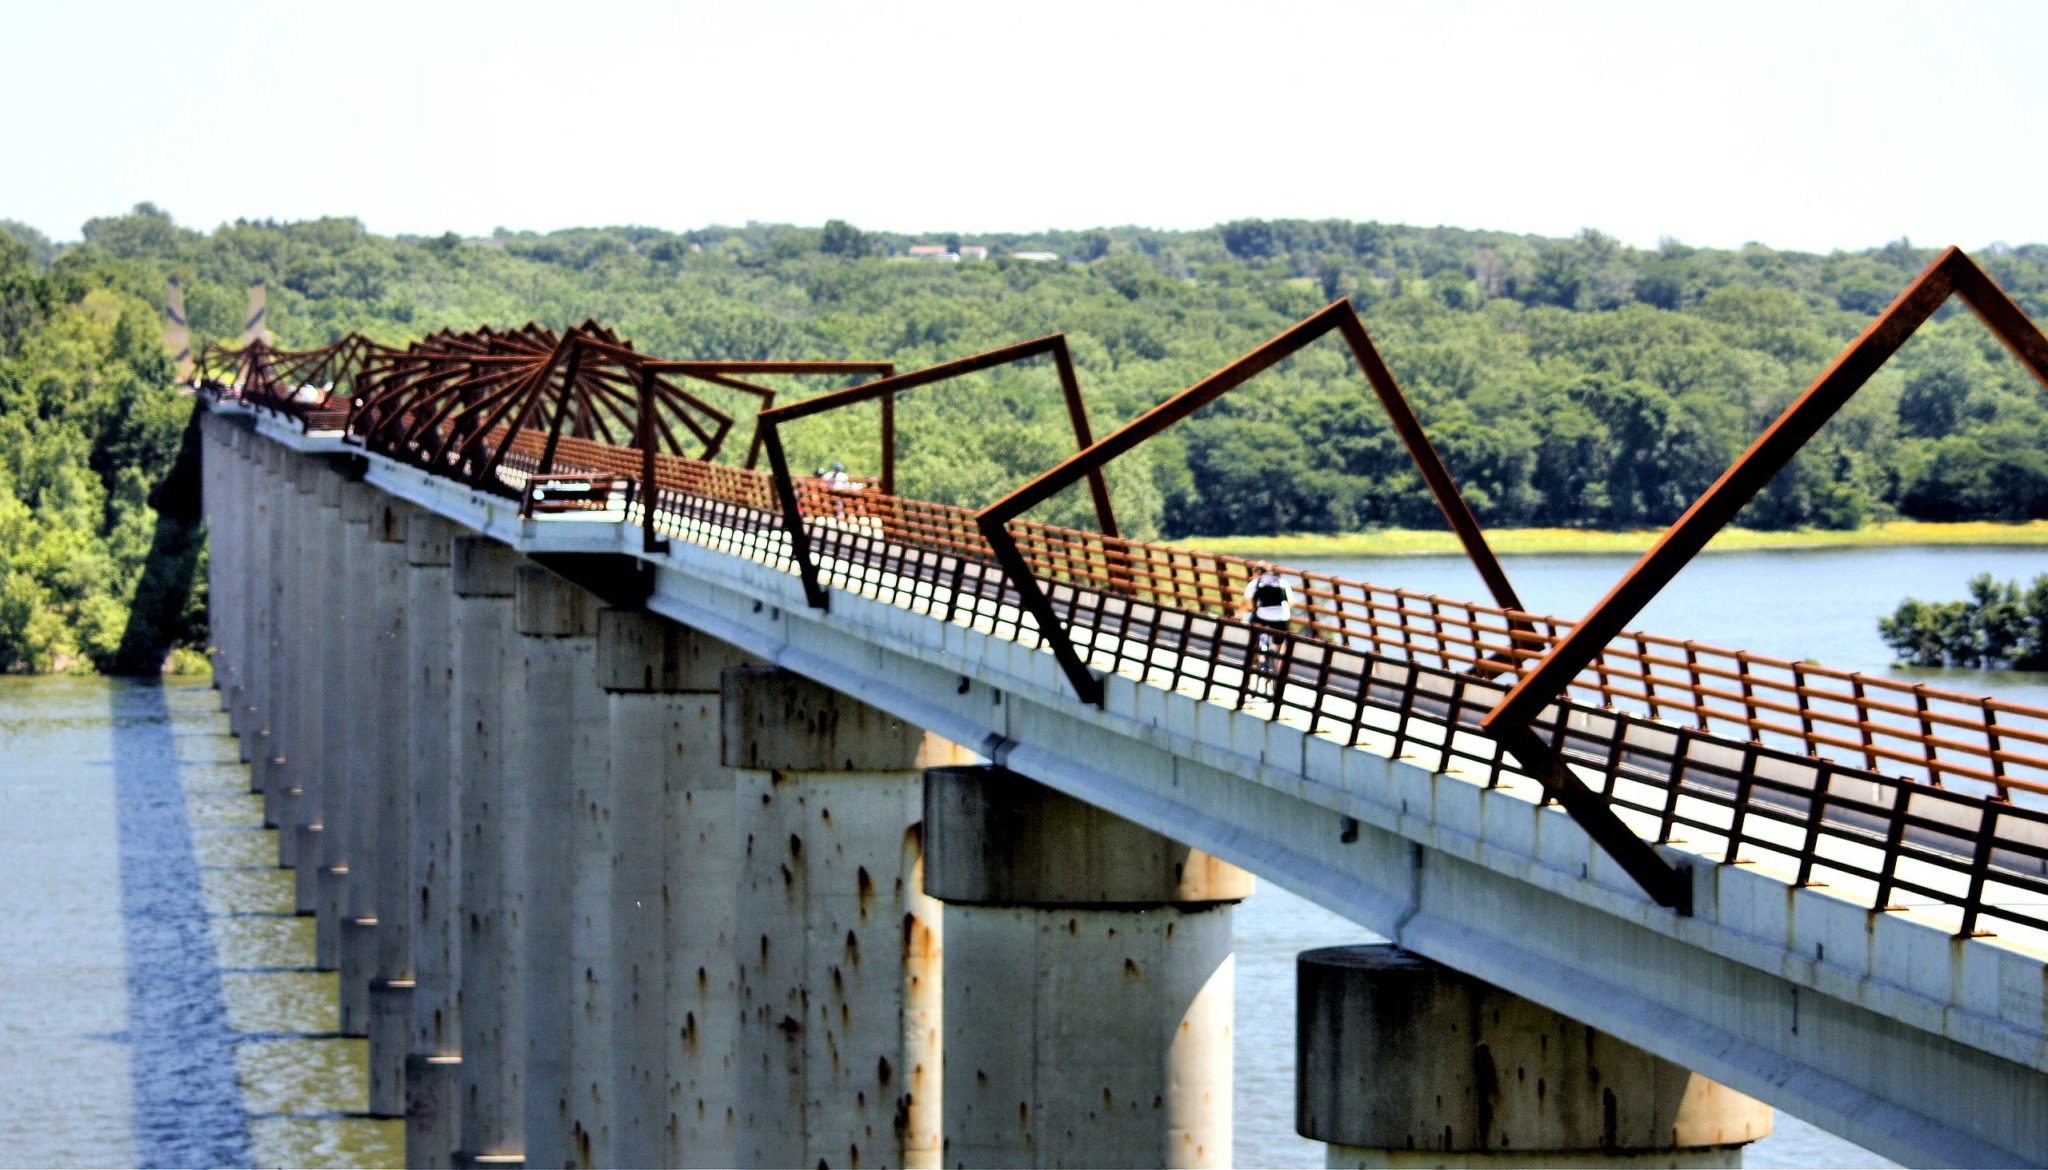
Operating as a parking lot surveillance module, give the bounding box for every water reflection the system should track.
[0,677,399,1169]
[109,678,251,1168]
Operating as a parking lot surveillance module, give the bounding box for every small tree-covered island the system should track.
[6,205,2048,673]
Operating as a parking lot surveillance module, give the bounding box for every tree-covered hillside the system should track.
[5,204,2048,671]
[0,217,202,673]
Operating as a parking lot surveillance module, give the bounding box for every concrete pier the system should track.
[1297,945,1772,1168]
[310,465,347,972]
[451,536,524,1169]
[592,612,754,1168]
[248,442,277,811]
[925,765,1249,1169]
[724,666,952,1170]
[337,479,378,1037]
[289,456,331,914]
[368,494,417,1118]
[274,453,313,874]
[406,511,460,1166]
[509,565,604,1170]
[566,612,620,1170]
[201,419,238,723]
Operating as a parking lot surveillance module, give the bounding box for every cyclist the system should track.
[1241,564,1293,682]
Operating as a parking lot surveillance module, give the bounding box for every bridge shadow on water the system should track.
[108,677,253,1168]
[111,405,207,677]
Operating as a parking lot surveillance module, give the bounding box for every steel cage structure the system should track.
[629,360,896,554]
[758,335,1123,611]
[1476,246,2048,911]
[973,300,1527,709]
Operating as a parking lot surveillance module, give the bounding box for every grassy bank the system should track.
[1172,520,2048,561]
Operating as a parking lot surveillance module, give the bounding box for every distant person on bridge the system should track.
[1242,565,1293,683]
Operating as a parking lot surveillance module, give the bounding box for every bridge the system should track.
[193,246,2048,1168]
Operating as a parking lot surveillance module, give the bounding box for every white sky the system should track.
[5,0,2043,253]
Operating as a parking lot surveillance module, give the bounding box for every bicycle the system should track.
[1249,621,1287,696]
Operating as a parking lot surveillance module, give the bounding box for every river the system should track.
[3,545,2037,1167]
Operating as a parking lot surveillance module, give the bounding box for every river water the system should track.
[3,545,2037,1167]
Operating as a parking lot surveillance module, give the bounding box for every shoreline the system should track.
[1171,520,2048,560]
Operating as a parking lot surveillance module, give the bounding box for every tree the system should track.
[1880,573,2048,668]
[1075,229,1113,262]
[819,219,872,258]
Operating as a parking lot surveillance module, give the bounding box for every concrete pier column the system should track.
[369,494,419,1118]
[248,442,279,808]
[925,766,1250,1169]
[336,479,379,1037]
[275,453,318,876]
[404,511,461,1166]
[264,444,294,829]
[269,452,299,869]
[450,536,524,1169]
[310,468,347,972]
[509,565,604,1170]
[228,428,257,749]
[201,416,241,716]
[593,613,754,1169]
[290,457,331,912]
[1296,945,1772,1168]
[724,665,954,1170]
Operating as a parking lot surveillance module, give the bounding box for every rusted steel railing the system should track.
[611,453,2048,936]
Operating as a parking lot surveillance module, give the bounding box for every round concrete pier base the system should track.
[407,1052,464,1168]
[925,765,1252,1169]
[1297,945,1770,1168]
[1323,1145,1742,1168]
[370,977,415,1118]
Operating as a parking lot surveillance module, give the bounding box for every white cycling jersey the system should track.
[1243,573,1292,622]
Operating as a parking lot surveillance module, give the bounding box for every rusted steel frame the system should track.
[1473,248,2048,909]
[1486,248,2048,738]
[1489,717,1693,911]
[1050,342,1120,541]
[464,332,583,489]
[536,342,588,479]
[375,364,524,467]
[977,301,1521,706]
[397,362,540,455]
[353,357,472,449]
[373,360,526,453]
[1871,781,1915,911]
[568,337,742,450]
[1957,803,2002,937]
[755,337,1113,609]
[652,368,783,466]
[350,342,524,431]
[647,377,728,451]
[637,367,670,554]
[577,356,729,448]
[758,336,1114,529]
[757,422,829,609]
[636,363,843,467]
[1984,708,2010,802]
[571,368,653,450]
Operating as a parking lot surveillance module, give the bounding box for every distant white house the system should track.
[906,243,992,261]
[1009,251,1059,262]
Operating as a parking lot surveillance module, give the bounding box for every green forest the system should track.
[6,203,2048,672]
